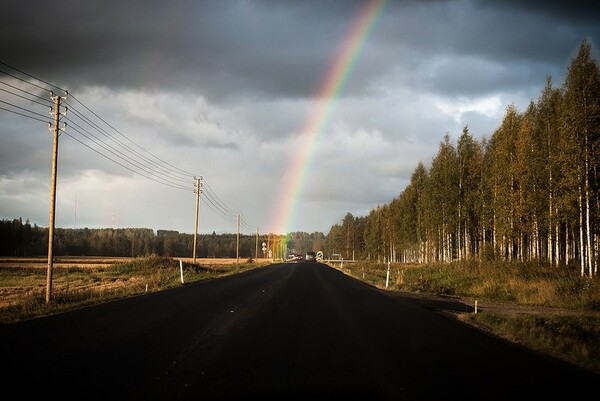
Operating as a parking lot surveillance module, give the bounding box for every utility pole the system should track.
[346,223,350,260]
[255,227,259,260]
[236,213,240,264]
[46,91,67,304]
[193,176,202,263]
[74,187,77,229]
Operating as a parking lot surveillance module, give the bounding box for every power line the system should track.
[1,61,198,190]
[202,180,244,220]
[0,99,49,120]
[0,81,53,107]
[0,105,49,123]
[65,124,191,191]
[201,178,257,234]
[65,103,192,183]
[0,60,259,232]
[64,116,191,187]
[68,94,199,178]
[0,61,66,92]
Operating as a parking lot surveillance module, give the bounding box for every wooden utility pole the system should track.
[193,176,202,263]
[236,213,240,264]
[255,227,259,260]
[46,91,66,304]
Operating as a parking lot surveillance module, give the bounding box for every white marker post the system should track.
[385,261,390,288]
[180,260,184,284]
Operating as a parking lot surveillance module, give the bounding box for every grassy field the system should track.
[0,255,270,321]
[1,256,599,375]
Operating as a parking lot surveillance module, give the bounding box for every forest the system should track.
[2,41,598,277]
[0,218,327,261]
[327,40,599,277]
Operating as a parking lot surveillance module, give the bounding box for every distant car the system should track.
[305,251,316,262]
[287,254,302,262]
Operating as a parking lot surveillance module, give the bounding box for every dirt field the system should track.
[0,256,268,268]
[0,256,133,269]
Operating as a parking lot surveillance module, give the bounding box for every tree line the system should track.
[0,218,329,260]
[325,40,599,277]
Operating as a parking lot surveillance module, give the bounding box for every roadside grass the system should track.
[335,260,600,374]
[340,260,600,310]
[460,313,600,374]
[0,255,268,324]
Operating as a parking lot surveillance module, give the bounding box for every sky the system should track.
[1,0,599,236]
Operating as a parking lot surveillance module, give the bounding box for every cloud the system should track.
[434,94,503,123]
[1,0,600,234]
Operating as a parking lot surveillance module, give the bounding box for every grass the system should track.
[340,260,600,309]
[336,259,600,374]
[461,313,600,372]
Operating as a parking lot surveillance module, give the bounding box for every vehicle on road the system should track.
[287,254,302,262]
[305,251,316,262]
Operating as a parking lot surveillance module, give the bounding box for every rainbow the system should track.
[271,0,388,234]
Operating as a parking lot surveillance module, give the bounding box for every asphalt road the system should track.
[1,262,599,400]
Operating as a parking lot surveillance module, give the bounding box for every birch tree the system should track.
[560,39,600,276]
[537,76,562,266]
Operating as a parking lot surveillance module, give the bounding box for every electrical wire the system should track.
[0,99,49,120]
[63,129,190,191]
[68,93,199,179]
[64,120,191,188]
[0,82,52,107]
[0,61,66,93]
[66,104,192,183]
[1,62,197,189]
[0,105,49,123]
[0,60,259,232]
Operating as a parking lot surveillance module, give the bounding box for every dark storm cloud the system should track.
[369,0,600,98]
[3,0,598,102]
[478,0,600,24]
[1,0,359,100]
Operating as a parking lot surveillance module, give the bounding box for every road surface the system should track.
[1,262,598,400]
